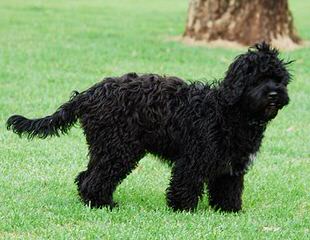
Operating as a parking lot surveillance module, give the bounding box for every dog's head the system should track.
[222,42,292,121]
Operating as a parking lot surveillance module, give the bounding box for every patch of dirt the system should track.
[168,36,309,51]
[271,35,308,51]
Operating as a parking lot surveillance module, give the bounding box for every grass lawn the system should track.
[0,0,309,239]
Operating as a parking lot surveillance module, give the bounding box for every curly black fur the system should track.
[7,42,292,212]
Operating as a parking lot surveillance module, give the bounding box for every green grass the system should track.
[0,0,309,239]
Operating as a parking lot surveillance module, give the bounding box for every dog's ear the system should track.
[222,42,275,105]
[222,54,250,105]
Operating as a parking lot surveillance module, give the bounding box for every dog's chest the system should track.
[221,127,263,176]
[222,153,256,176]
[248,153,256,166]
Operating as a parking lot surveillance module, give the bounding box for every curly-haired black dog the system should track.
[7,42,291,212]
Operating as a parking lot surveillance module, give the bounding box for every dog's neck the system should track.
[217,100,268,130]
[247,119,267,127]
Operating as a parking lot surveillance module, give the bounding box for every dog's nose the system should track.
[268,91,278,99]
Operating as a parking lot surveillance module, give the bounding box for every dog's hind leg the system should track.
[208,174,244,212]
[76,141,145,209]
[166,160,206,211]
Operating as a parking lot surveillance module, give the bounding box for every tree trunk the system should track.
[184,0,300,47]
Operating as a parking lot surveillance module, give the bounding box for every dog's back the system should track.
[78,73,192,157]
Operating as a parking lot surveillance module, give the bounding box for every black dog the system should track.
[7,42,291,212]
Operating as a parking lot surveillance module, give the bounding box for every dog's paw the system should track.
[84,200,118,210]
[212,204,242,213]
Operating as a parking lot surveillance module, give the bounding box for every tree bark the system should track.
[184,0,300,47]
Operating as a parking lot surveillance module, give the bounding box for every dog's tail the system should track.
[7,91,82,139]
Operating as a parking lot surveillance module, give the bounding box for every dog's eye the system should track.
[274,78,282,84]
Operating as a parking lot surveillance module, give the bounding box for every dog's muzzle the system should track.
[263,90,289,120]
[265,91,279,118]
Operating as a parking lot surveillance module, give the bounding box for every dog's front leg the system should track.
[208,174,244,212]
[166,161,205,212]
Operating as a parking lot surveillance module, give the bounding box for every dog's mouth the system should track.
[244,87,289,122]
[264,102,280,119]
